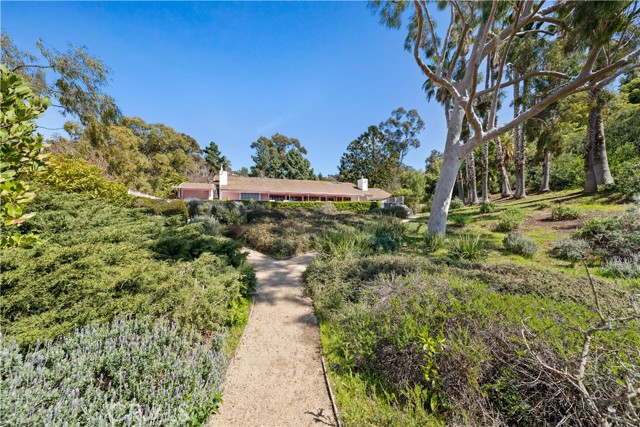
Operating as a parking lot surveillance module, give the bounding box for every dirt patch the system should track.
[208,250,335,427]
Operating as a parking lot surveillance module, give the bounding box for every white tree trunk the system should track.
[466,151,479,205]
[514,77,527,199]
[427,104,465,236]
[495,137,512,197]
[481,143,490,203]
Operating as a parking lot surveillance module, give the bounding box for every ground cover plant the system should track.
[1,316,226,426]
[0,188,255,425]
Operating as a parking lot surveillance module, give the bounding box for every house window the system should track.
[240,193,260,201]
[289,196,303,201]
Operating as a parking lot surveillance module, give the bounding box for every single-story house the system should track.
[175,171,390,202]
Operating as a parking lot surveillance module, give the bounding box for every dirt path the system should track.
[209,250,336,427]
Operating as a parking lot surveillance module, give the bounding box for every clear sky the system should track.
[2,0,448,175]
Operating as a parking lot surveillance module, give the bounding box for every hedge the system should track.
[239,200,381,212]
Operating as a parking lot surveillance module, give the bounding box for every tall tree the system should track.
[1,34,119,144]
[249,133,315,179]
[371,0,640,235]
[203,141,231,174]
[338,125,399,189]
[380,107,425,168]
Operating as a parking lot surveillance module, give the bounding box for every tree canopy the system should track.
[249,133,315,180]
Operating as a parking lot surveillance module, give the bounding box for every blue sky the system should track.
[2,1,448,175]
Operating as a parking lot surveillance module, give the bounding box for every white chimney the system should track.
[219,167,228,186]
[357,177,368,191]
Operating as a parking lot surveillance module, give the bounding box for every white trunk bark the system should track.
[466,151,479,205]
[540,149,550,192]
[427,103,465,236]
[481,142,490,203]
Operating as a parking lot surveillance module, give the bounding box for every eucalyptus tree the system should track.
[203,141,231,174]
[380,107,425,169]
[249,134,315,179]
[371,0,640,236]
[1,34,119,144]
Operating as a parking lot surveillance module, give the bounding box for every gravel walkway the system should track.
[208,250,336,427]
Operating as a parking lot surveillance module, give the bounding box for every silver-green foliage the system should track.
[1,316,226,427]
[603,254,640,279]
[503,233,538,258]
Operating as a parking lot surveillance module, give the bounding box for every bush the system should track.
[479,202,495,214]
[448,234,486,260]
[614,160,640,196]
[449,213,470,227]
[495,208,525,232]
[536,201,552,210]
[134,198,189,221]
[211,201,246,225]
[552,238,591,263]
[239,200,381,212]
[424,234,445,253]
[603,255,640,279]
[503,233,538,258]
[245,208,286,223]
[1,189,253,345]
[1,316,226,426]
[551,205,581,221]
[39,156,131,205]
[317,226,370,258]
[578,207,640,260]
[382,206,410,219]
[315,202,337,214]
[449,197,464,210]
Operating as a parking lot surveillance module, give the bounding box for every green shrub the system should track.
[449,197,465,210]
[495,208,525,232]
[479,202,495,214]
[552,238,590,263]
[614,160,640,196]
[39,156,131,205]
[245,208,286,223]
[1,316,226,426]
[448,234,486,260]
[1,189,253,345]
[449,213,470,227]
[578,207,640,259]
[536,201,552,210]
[315,202,338,214]
[382,206,409,219]
[503,233,538,258]
[239,200,380,212]
[134,197,189,221]
[211,201,246,225]
[316,226,370,258]
[603,255,640,279]
[551,205,581,221]
[424,234,445,253]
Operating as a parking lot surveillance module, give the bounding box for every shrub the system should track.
[614,160,640,196]
[495,208,525,232]
[315,202,337,214]
[503,233,538,258]
[449,197,464,210]
[448,234,486,260]
[39,156,131,205]
[1,189,253,345]
[211,201,246,225]
[479,202,495,214]
[536,201,552,210]
[366,218,405,253]
[382,205,410,219]
[449,213,470,227]
[552,238,591,263]
[239,200,380,212]
[134,198,189,221]
[603,255,640,279]
[317,226,370,258]
[245,208,286,223]
[186,199,212,217]
[578,207,640,260]
[424,234,446,253]
[1,316,226,426]
[551,205,581,221]
[190,216,220,235]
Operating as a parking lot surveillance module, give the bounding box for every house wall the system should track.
[220,190,241,200]
[180,189,212,200]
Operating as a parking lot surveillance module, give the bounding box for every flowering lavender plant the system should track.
[1,316,227,426]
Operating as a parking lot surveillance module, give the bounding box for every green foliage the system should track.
[424,150,443,197]
[241,200,381,212]
[449,196,464,210]
[503,233,538,258]
[447,234,486,260]
[39,155,131,205]
[133,197,189,221]
[380,107,425,166]
[478,202,495,214]
[249,133,315,179]
[381,205,409,219]
[0,64,50,248]
[317,225,370,259]
[338,125,399,189]
[603,255,640,279]
[203,140,231,173]
[614,160,640,196]
[424,234,445,253]
[211,201,246,225]
[578,207,640,260]
[1,316,225,426]
[448,213,470,228]
[551,205,581,221]
[366,217,405,253]
[495,208,525,232]
[552,238,591,263]
[0,189,253,345]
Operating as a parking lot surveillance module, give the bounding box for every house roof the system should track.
[177,175,391,200]
[220,175,390,200]
[175,182,216,189]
